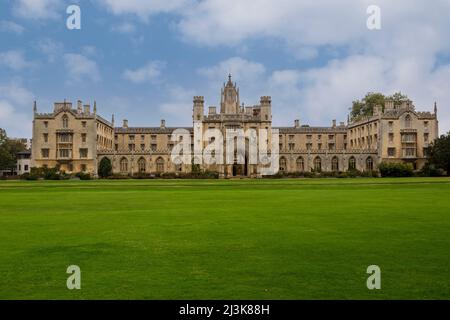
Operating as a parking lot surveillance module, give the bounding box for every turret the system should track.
[260,96,272,121]
[193,96,204,121]
[77,100,82,114]
[220,74,239,114]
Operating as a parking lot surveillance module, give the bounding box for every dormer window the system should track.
[62,114,69,128]
[405,114,412,128]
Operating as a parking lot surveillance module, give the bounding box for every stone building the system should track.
[32,100,114,173]
[31,76,439,177]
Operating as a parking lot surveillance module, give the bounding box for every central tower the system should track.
[220,74,240,114]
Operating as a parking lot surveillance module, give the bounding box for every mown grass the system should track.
[0,178,449,299]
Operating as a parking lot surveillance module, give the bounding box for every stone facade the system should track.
[31,76,439,177]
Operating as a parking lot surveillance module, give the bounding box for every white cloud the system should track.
[13,0,61,20]
[0,83,34,138]
[0,21,25,34]
[159,86,195,126]
[123,61,165,84]
[35,38,63,63]
[0,50,34,71]
[100,0,192,20]
[196,54,450,134]
[112,22,137,34]
[198,57,266,90]
[63,54,101,83]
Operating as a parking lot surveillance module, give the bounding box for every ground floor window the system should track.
[332,157,339,172]
[296,157,304,172]
[156,158,164,173]
[349,157,356,170]
[314,157,322,172]
[120,158,128,173]
[366,157,373,171]
[138,158,146,173]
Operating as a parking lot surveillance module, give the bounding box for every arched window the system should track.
[405,114,412,128]
[366,157,373,171]
[349,156,356,170]
[332,157,339,172]
[296,157,304,172]
[156,157,164,173]
[62,114,69,128]
[138,157,146,173]
[120,157,128,173]
[279,157,287,172]
[314,157,322,172]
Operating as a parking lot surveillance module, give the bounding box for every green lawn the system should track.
[0,178,449,299]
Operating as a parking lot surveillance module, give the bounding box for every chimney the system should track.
[123,119,128,128]
[77,100,82,113]
[160,119,166,128]
[84,104,91,114]
[332,119,336,127]
[340,121,345,127]
[294,119,300,128]
[208,106,216,115]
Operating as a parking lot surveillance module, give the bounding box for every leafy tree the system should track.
[98,157,112,178]
[0,128,26,174]
[387,92,409,108]
[350,92,409,121]
[428,132,450,175]
[350,92,385,120]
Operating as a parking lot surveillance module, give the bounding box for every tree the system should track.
[0,128,27,174]
[350,92,385,121]
[388,92,409,108]
[350,92,409,121]
[428,132,450,175]
[98,157,112,178]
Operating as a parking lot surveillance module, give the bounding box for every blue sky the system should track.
[1,0,450,138]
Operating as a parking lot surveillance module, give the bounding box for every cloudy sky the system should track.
[0,0,449,138]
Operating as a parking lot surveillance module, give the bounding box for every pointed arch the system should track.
[332,156,339,172]
[279,157,287,172]
[120,157,128,173]
[156,157,164,173]
[366,156,374,171]
[62,114,69,128]
[296,156,304,172]
[314,156,322,172]
[349,156,356,170]
[405,114,412,128]
[138,157,146,173]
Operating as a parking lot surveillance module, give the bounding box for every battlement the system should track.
[260,96,272,103]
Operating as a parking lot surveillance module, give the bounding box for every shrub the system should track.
[378,162,414,177]
[75,172,91,180]
[418,163,445,177]
[98,157,112,178]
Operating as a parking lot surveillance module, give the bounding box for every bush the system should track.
[132,172,155,179]
[75,172,91,180]
[418,163,445,177]
[107,174,131,180]
[20,173,38,180]
[378,162,414,177]
[98,157,112,178]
